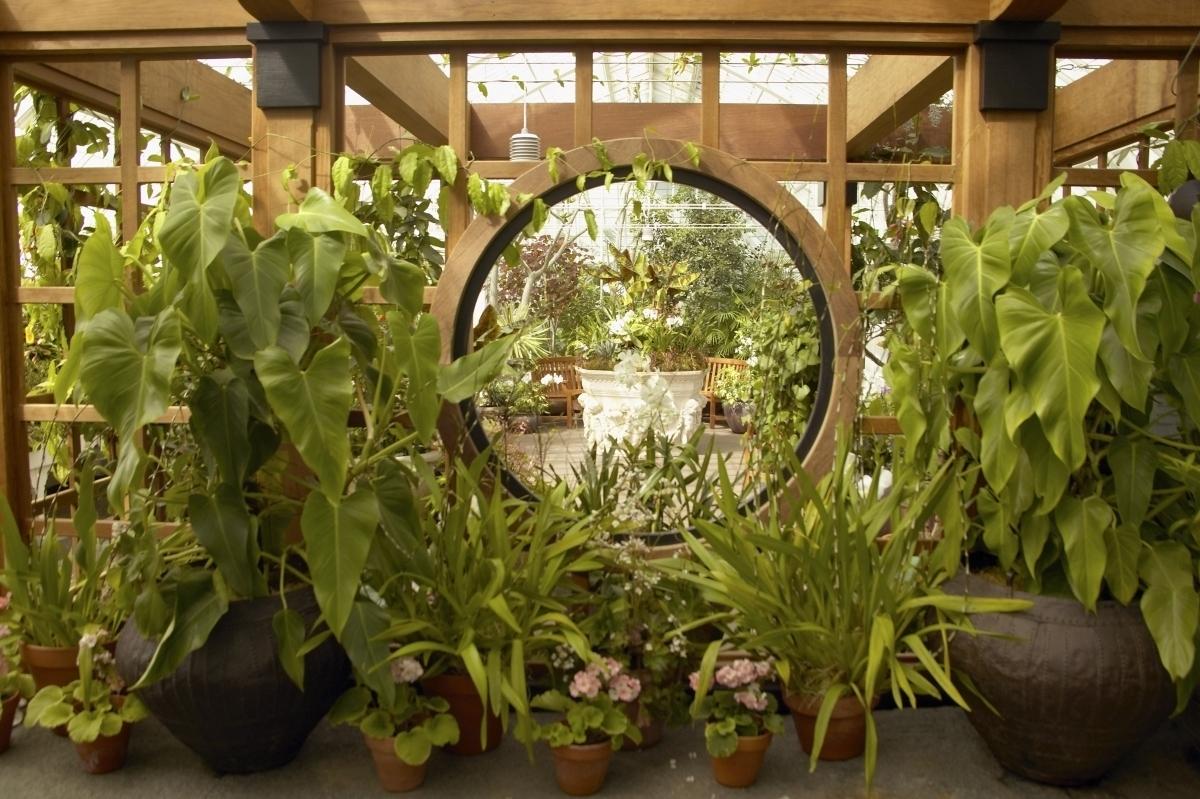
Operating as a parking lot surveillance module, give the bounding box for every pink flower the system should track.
[609,673,642,703]
[754,660,771,680]
[716,659,758,689]
[390,657,424,684]
[734,689,769,713]
[688,671,701,692]
[569,669,602,699]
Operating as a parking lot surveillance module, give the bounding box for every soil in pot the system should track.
[786,693,869,761]
[945,573,1173,786]
[115,586,349,774]
[74,724,131,774]
[551,740,614,796]
[363,732,428,792]
[1,692,19,754]
[422,673,503,755]
[711,732,772,788]
[22,643,79,689]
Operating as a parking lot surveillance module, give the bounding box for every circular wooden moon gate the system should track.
[432,138,861,494]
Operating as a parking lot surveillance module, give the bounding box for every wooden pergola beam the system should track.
[345,55,449,145]
[990,0,1069,20]
[238,0,313,21]
[1053,59,1197,164]
[846,55,952,157]
[14,60,251,157]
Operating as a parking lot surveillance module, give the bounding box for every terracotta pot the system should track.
[551,740,613,796]
[116,587,349,774]
[945,573,1173,786]
[22,643,79,689]
[74,723,131,774]
[786,692,870,761]
[422,673,502,755]
[1,691,19,754]
[711,732,773,788]
[363,732,428,792]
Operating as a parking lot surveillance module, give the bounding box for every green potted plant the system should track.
[23,627,149,773]
[1,593,36,753]
[369,456,594,755]
[529,657,643,796]
[688,656,783,788]
[882,172,1200,784]
[674,446,1029,787]
[712,365,754,434]
[328,656,460,792]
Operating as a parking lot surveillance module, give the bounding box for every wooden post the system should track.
[0,63,32,543]
[574,49,592,146]
[701,48,720,149]
[1175,50,1199,141]
[447,50,470,255]
[825,50,849,266]
[118,59,142,244]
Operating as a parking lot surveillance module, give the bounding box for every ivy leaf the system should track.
[1139,541,1199,680]
[301,489,379,638]
[189,484,262,599]
[75,214,124,322]
[584,208,598,241]
[254,338,353,499]
[287,229,346,326]
[1055,495,1113,611]
[941,210,1013,360]
[224,232,289,351]
[997,268,1104,470]
[431,145,459,184]
[276,187,368,237]
[159,157,242,282]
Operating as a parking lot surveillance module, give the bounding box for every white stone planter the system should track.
[577,368,705,451]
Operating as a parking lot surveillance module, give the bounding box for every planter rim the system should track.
[943,572,1140,614]
[551,739,614,758]
[785,692,875,718]
[730,731,773,751]
[577,367,705,377]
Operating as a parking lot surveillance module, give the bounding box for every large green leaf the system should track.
[1009,202,1069,284]
[1170,350,1200,428]
[254,338,353,499]
[1071,175,1165,362]
[1139,541,1199,680]
[301,489,379,637]
[75,214,124,322]
[340,600,395,707]
[224,232,289,350]
[894,265,937,342]
[941,210,1012,360]
[1107,437,1156,529]
[158,158,242,282]
[79,308,182,439]
[189,371,250,486]
[1103,524,1141,606]
[997,269,1104,470]
[1097,324,1153,412]
[178,274,219,344]
[287,228,346,325]
[973,363,1018,491]
[134,572,229,688]
[188,484,262,599]
[275,187,369,237]
[438,335,517,402]
[1055,495,1113,611]
[389,312,441,442]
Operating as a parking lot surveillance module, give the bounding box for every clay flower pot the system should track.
[21,643,80,689]
[551,740,613,796]
[1,692,19,754]
[786,692,869,761]
[422,673,502,755]
[711,732,772,788]
[619,684,664,751]
[74,723,132,774]
[363,732,428,792]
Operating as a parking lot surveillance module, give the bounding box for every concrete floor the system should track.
[2,707,1197,798]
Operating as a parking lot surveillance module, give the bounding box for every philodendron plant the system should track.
[54,146,524,688]
[885,172,1200,697]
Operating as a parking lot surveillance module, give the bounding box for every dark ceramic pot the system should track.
[725,402,751,435]
[116,587,349,774]
[946,573,1173,786]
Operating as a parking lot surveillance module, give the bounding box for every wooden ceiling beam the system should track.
[238,0,314,21]
[990,0,1069,20]
[344,56,449,145]
[13,60,250,157]
[1053,59,1195,164]
[846,55,952,157]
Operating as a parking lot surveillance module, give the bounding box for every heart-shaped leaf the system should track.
[301,489,379,637]
[942,210,1013,360]
[1055,495,1113,611]
[159,158,242,282]
[75,214,124,322]
[389,312,440,442]
[276,187,368,237]
[189,370,250,486]
[1139,541,1199,680]
[288,228,346,325]
[224,232,289,350]
[189,484,262,599]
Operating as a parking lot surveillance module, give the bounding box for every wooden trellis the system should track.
[0,0,1197,546]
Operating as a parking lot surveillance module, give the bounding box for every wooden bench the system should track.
[702,357,749,428]
[532,356,584,427]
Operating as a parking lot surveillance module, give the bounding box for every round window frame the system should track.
[431,138,861,504]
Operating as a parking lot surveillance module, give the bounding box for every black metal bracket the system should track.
[973,21,1061,112]
[246,22,327,109]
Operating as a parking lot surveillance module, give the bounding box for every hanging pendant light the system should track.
[509,102,541,161]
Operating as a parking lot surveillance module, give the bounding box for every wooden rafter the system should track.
[990,0,1069,20]
[345,56,449,145]
[238,0,313,21]
[846,55,952,158]
[14,60,251,157]
[1054,59,1197,165]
